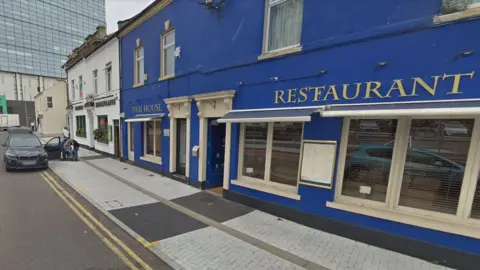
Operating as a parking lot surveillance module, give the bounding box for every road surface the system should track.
[0,131,171,270]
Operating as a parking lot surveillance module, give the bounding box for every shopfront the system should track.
[218,70,480,267]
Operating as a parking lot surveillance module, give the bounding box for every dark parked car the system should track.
[7,126,33,134]
[2,134,61,172]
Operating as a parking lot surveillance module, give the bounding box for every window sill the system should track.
[434,7,480,24]
[231,178,301,200]
[133,83,144,88]
[258,46,302,61]
[140,155,162,165]
[158,74,175,81]
[326,200,480,240]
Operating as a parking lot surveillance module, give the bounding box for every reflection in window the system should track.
[146,121,154,155]
[270,122,302,186]
[242,123,267,180]
[399,119,473,215]
[342,119,398,202]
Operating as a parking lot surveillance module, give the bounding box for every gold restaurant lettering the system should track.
[274,72,474,104]
[132,104,162,113]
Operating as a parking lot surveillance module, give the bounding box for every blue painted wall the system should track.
[120,0,480,254]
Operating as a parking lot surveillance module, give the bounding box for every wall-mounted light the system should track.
[460,50,474,57]
[237,81,244,86]
[318,70,328,75]
[198,0,227,11]
[270,76,279,81]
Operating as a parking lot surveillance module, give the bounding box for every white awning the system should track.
[321,100,480,117]
[218,107,323,123]
[125,113,165,122]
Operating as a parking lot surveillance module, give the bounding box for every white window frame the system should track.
[93,69,98,94]
[141,120,162,164]
[134,47,144,85]
[331,115,480,239]
[264,0,303,54]
[161,29,175,78]
[78,75,83,98]
[105,63,112,92]
[235,122,304,197]
[47,96,53,108]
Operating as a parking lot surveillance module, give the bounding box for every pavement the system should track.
[45,144,453,270]
[0,132,172,270]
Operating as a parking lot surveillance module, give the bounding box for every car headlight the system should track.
[40,152,48,158]
[5,152,16,159]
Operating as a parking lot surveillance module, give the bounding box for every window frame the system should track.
[105,63,112,92]
[332,115,480,236]
[142,120,162,164]
[262,0,304,55]
[160,29,175,79]
[93,69,98,94]
[78,75,83,98]
[46,96,53,108]
[236,122,304,196]
[71,79,75,100]
[134,46,144,86]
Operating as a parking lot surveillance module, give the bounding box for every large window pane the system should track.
[146,121,154,155]
[242,123,267,180]
[267,0,303,52]
[399,119,473,215]
[155,121,162,157]
[342,119,398,202]
[270,122,302,186]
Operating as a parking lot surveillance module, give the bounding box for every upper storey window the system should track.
[265,0,304,53]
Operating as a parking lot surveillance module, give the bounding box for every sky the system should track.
[105,0,155,33]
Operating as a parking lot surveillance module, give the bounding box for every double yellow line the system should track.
[41,171,153,270]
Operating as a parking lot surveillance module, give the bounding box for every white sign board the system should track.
[300,141,337,187]
[164,129,170,137]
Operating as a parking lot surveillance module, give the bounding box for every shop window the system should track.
[47,96,53,108]
[270,122,303,186]
[471,181,480,219]
[399,119,473,215]
[96,115,109,144]
[129,122,134,152]
[240,122,303,189]
[242,123,267,180]
[341,119,398,202]
[75,115,86,138]
[143,120,162,161]
[134,46,144,85]
[161,30,175,78]
[265,0,304,52]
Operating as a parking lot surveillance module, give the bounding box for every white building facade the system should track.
[34,81,68,136]
[65,32,121,157]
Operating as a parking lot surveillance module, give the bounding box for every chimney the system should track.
[117,19,131,30]
[96,25,106,38]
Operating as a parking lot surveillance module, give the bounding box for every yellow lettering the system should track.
[310,86,325,102]
[385,79,408,97]
[364,81,383,99]
[298,87,309,103]
[342,83,361,100]
[323,85,340,101]
[274,90,286,104]
[411,76,440,96]
[443,72,475,95]
[287,89,297,103]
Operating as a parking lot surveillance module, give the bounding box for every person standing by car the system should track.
[72,139,80,161]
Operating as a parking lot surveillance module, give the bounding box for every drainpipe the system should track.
[118,37,124,161]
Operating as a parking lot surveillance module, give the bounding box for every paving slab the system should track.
[109,202,208,243]
[49,161,157,210]
[150,226,304,270]
[88,158,200,200]
[172,191,254,223]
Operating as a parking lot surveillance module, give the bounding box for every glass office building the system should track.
[0,0,106,78]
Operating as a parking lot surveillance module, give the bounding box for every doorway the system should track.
[176,118,187,175]
[114,120,120,158]
[206,119,226,191]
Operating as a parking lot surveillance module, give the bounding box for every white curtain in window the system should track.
[268,0,303,52]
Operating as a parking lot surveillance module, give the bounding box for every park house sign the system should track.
[274,72,475,104]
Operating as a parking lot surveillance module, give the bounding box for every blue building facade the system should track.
[119,0,480,268]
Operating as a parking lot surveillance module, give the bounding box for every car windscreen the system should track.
[8,136,42,148]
